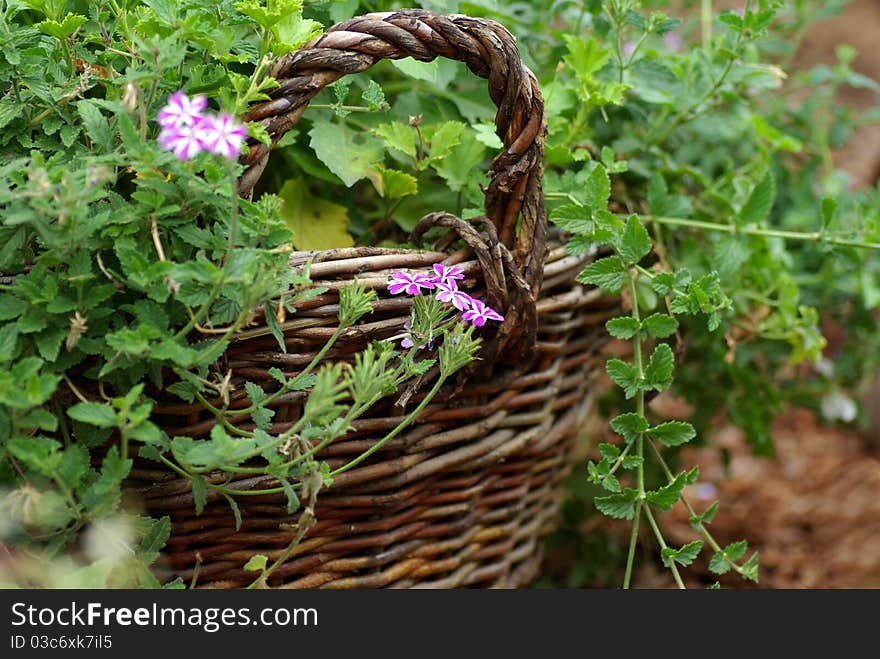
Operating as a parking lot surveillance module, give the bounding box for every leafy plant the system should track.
[2,0,878,589]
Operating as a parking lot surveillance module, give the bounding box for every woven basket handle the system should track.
[239,9,547,362]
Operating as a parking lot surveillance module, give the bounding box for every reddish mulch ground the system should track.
[662,408,880,588]
[568,407,880,589]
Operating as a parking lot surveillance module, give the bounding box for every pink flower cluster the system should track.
[156,91,248,161]
[388,263,505,334]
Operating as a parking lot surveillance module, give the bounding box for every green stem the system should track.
[623,273,646,589]
[641,214,880,250]
[647,440,748,576]
[329,375,447,477]
[701,0,713,51]
[643,505,686,589]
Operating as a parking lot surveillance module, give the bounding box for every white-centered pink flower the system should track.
[195,113,248,160]
[462,298,504,327]
[388,271,437,296]
[432,263,465,286]
[435,281,472,311]
[157,91,207,130]
[158,123,202,161]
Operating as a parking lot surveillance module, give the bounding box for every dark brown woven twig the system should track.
[129,9,619,589]
[239,9,547,361]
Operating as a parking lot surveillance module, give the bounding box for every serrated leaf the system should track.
[68,401,117,428]
[576,256,627,293]
[598,442,620,462]
[278,177,354,251]
[280,478,300,514]
[689,500,719,531]
[648,420,696,447]
[243,554,268,571]
[594,488,639,520]
[610,412,649,443]
[741,552,760,583]
[606,316,641,339]
[308,117,383,186]
[584,164,611,211]
[268,367,287,385]
[661,540,703,568]
[646,472,686,511]
[644,343,674,391]
[223,494,242,531]
[709,550,732,575]
[372,121,416,159]
[600,473,622,493]
[551,204,592,234]
[191,475,207,516]
[425,121,465,161]
[617,215,651,265]
[642,313,678,338]
[725,539,749,562]
[371,166,418,200]
[739,173,775,224]
[606,358,641,399]
[137,515,171,564]
[76,100,114,152]
[621,455,643,469]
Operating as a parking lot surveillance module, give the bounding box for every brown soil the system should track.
[664,408,880,588]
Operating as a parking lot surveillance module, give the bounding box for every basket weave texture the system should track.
[130,9,616,588]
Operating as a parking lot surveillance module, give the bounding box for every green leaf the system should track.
[361,81,386,110]
[243,554,268,571]
[245,381,266,405]
[425,121,465,161]
[191,475,207,516]
[594,488,639,520]
[610,412,649,443]
[68,402,117,429]
[280,478,300,514]
[741,552,760,583]
[605,316,641,339]
[223,494,243,531]
[661,540,703,568]
[278,177,354,251]
[576,256,627,293]
[551,204,592,234]
[617,215,651,265]
[606,358,640,399]
[724,540,749,562]
[80,447,132,517]
[646,472,686,511]
[371,166,418,200]
[739,173,776,224]
[308,117,383,186]
[76,100,114,152]
[598,443,620,462]
[648,420,696,447]
[430,130,486,192]
[583,164,611,211]
[642,313,678,339]
[135,515,170,565]
[8,435,61,476]
[372,121,416,159]
[689,501,719,531]
[37,14,87,40]
[644,343,674,391]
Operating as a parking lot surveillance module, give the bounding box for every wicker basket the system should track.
[128,9,617,588]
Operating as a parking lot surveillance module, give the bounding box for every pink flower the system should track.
[195,113,248,159]
[435,281,472,311]
[432,263,465,286]
[157,91,207,130]
[462,298,504,327]
[388,271,437,296]
[158,123,203,161]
